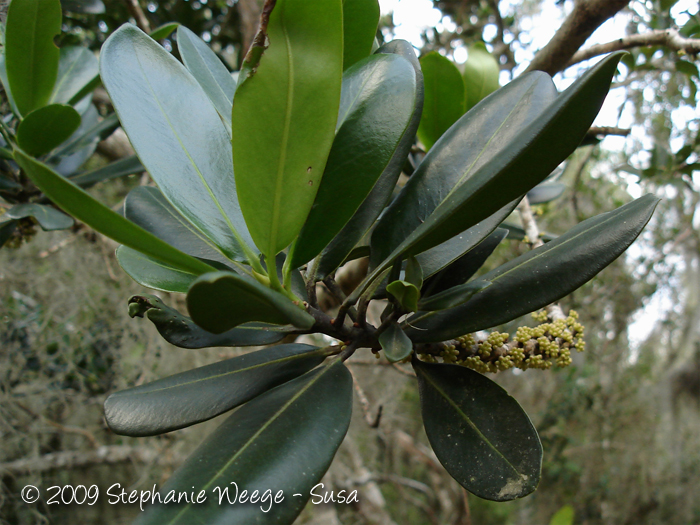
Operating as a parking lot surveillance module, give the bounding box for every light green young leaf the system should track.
[5,0,62,116]
[463,43,500,110]
[231,0,343,259]
[418,51,466,150]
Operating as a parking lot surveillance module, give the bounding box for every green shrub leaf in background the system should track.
[414,360,542,501]
[231,0,343,260]
[463,43,500,110]
[418,51,466,150]
[4,203,73,231]
[133,360,352,525]
[49,47,100,107]
[5,0,62,116]
[104,343,329,436]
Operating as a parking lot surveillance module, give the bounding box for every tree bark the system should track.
[525,0,630,75]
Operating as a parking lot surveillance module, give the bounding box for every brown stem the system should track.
[123,0,151,33]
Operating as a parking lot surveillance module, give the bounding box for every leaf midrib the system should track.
[167,362,336,524]
[113,348,326,397]
[418,366,520,477]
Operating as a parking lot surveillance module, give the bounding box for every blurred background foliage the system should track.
[2,0,700,523]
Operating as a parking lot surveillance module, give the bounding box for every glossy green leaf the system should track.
[69,155,144,187]
[407,194,659,342]
[150,22,179,40]
[291,53,417,268]
[14,150,215,276]
[232,0,343,258]
[117,245,197,293]
[5,0,62,116]
[187,271,314,333]
[342,0,380,70]
[527,182,566,204]
[124,186,233,267]
[0,221,18,248]
[417,280,491,311]
[418,52,466,150]
[365,53,624,297]
[100,24,255,263]
[379,322,413,363]
[316,40,424,279]
[5,203,73,231]
[422,228,508,297]
[463,43,500,110]
[49,47,100,106]
[134,360,352,525]
[386,280,420,312]
[405,256,423,288]
[0,55,20,116]
[16,104,81,156]
[414,360,542,501]
[128,294,286,349]
[177,25,236,132]
[105,343,328,436]
[416,202,516,282]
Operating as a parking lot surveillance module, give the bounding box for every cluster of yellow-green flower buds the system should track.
[417,310,585,373]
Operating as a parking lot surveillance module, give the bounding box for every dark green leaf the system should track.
[69,155,144,187]
[177,25,236,132]
[676,59,699,78]
[414,360,542,501]
[379,322,413,363]
[117,245,198,293]
[5,203,73,231]
[422,228,508,297]
[14,150,215,276]
[418,280,491,311]
[365,53,624,296]
[0,173,21,191]
[0,221,18,247]
[407,194,659,342]
[5,0,62,116]
[187,271,314,333]
[291,53,417,268]
[316,40,424,278]
[418,52,466,150]
[101,24,256,263]
[417,202,516,282]
[134,360,352,525]
[527,182,566,204]
[16,104,81,157]
[463,43,500,110]
[342,0,380,70]
[0,54,20,116]
[105,343,328,436]
[124,186,233,267]
[128,294,286,348]
[386,280,420,312]
[231,0,343,258]
[405,256,423,288]
[150,22,179,41]
[49,46,100,107]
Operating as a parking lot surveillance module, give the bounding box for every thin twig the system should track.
[122,0,151,33]
[15,402,99,449]
[348,367,382,428]
[567,29,700,68]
